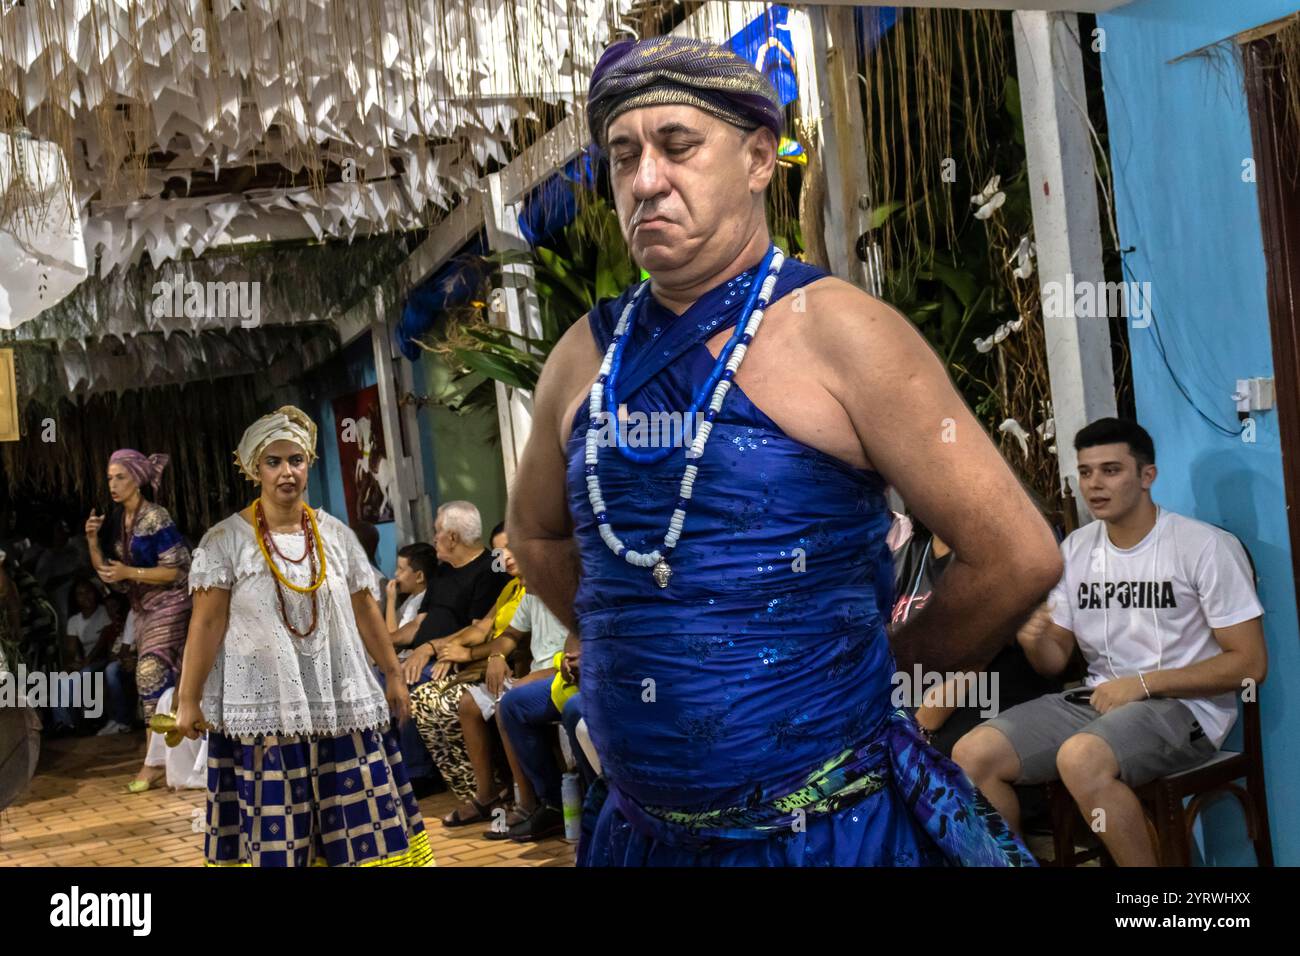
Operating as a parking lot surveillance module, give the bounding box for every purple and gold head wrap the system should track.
[109,449,170,493]
[586,36,783,150]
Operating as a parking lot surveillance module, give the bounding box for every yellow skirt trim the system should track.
[204,828,436,868]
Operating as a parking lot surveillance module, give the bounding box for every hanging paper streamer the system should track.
[0,131,88,330]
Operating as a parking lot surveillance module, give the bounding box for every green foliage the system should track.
[421,195,635,410]
[875,74,1034,407]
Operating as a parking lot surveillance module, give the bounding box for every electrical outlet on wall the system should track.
[1234,377,1275,413]
[1249,377,1274,411]
[1234,379,1251,414]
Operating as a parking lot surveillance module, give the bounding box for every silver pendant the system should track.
[651,559,672,589]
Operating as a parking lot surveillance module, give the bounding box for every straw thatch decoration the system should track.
[859,7,1008,273]
[0,0,636,275]
[0,374,277,539]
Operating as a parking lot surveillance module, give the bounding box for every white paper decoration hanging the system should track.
[0,130,89,330]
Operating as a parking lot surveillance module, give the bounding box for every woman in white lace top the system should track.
[173,406,431,867]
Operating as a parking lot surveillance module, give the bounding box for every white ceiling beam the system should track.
[395,194,486,290]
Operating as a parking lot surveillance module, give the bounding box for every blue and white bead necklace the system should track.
[605,252,772,464]
[584,245,786,589]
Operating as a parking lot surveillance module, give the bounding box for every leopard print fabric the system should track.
[409,677,476,802]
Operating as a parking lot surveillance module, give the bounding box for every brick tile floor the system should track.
[0,734,574,868]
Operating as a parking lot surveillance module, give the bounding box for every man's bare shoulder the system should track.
[781,275,931,373]
[537,313,602,398]
[533,313,604,446]
[547,312,602,371]
[793,275,909,330]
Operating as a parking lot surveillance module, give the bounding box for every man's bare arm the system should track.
[508,318,600,633]
[815,281,1064,674]
[1144,618,1267,698]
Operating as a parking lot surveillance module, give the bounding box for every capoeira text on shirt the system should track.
[1077,580,1177,610]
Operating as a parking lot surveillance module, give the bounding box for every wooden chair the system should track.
[1047,693,1273,866]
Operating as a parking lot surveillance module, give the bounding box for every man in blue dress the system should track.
[507,36,1063,865]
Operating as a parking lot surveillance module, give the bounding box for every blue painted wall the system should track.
[1098,0,1300,864]
[302,332,399,578]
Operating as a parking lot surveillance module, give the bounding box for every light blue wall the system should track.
[303,333,399,577]
[1098,0,1300,865]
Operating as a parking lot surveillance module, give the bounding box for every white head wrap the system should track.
[234,405,318,482]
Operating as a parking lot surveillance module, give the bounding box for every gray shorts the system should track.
[982,691,1218,788]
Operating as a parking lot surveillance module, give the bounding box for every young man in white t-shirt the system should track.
[954,418,1267,866]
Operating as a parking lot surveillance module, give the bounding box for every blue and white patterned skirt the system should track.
[204,725,433,867]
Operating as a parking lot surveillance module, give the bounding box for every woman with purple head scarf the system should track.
[85,448,192,792]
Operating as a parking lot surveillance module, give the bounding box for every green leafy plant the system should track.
[415,195,637,408]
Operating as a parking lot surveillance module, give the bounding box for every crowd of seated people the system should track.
[0,533,144,737]
[50,583,138,734]
[374,500,513,795]
[372,500,590,842]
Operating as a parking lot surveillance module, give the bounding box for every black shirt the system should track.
[411,549,512,648]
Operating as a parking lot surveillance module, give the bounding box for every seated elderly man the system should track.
[404,502,512,674]
[377,501,510,794]
[954,419,1268,866]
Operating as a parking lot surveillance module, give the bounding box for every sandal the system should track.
[482,807,531,840]
[126,765,165,794]
[442,795,502,828]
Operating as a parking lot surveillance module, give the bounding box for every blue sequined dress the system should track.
[565,258,1035,866]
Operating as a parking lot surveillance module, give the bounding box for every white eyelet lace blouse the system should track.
[189,509,390,738]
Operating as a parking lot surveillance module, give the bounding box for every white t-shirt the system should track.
[509,593,569,673]
[1049,507,1263,748]
[394,589,425,663]
[398,590,425,629]
[67,605,111,656]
